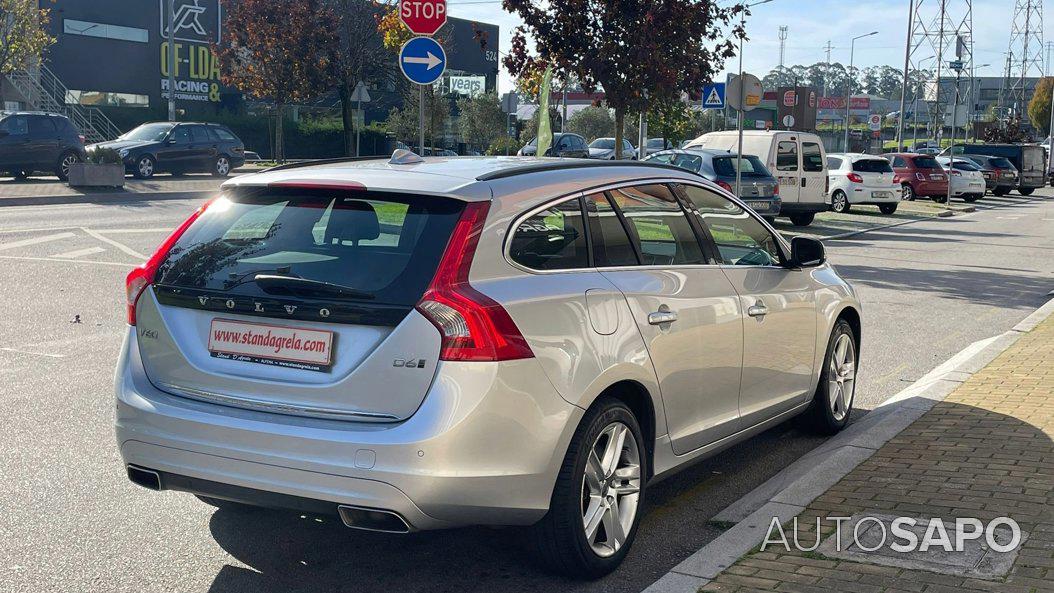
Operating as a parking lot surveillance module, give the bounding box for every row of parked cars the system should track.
[0,110,247,181]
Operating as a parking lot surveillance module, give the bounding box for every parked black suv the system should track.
[517,133,589,158]
[89,122,245,179]
[0,112,87,181]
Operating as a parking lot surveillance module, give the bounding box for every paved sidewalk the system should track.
[695,316,1054,592]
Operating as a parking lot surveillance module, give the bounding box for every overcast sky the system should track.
[445,0,1044,96]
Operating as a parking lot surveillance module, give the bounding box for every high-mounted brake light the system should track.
[126,198,214,325]
[846,173,864,184]
[416,202,534,362]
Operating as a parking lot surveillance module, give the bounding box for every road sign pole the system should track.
[419,85,426,154]
[167,0,176,121]
[356,97,361,157]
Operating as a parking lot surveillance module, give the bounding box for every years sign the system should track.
[400,0,447,36]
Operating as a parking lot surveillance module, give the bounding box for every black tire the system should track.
[12,169,29,180]
[963,194,980,203]
[931,193,948,204]
[532,397,647,578]
[878,203,898,214]
[789,213,815,227]
[55,151,80,182]
[803,319,857,435]
[901,183,915,201]
[1018,187,1034,196]
[830,191,850,213]
[212,155,232,177]
[992,187,1008,197]
[133,155,156,179]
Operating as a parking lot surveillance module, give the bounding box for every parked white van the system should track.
[685,131,829,226]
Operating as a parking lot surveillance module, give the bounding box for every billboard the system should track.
[818,96,871,110]
[159,0,224,103]
[449,75,486,96]
[776,86,818,131]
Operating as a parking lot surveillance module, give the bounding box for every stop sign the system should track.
[400,0,447,35]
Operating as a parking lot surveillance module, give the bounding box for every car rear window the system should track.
[212,127,238,141]
[155,189,465,307]
[912,156,941,169]
[852,159,893,173]
[713,155,771,177]
[988,157,1014,169]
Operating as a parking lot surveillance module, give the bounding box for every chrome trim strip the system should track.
[155,381,400,422]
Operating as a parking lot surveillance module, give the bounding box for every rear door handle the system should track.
[648,311,678,325]
[747,302,769,317]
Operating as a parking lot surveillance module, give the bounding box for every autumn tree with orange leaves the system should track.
[502,0,744,158]
[215,0,337,161]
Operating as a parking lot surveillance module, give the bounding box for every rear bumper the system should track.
[115,328,581,530]
[846,186,899,203]
[913,181,948,197]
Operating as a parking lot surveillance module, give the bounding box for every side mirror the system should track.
[789,236,826,268]
[166,138,177,145]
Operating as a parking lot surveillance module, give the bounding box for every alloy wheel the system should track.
[216,157,230,176]
[61,154,78,178]
[832,192,848,213]
[139,158,154,178]
[581,421,641,558]
[827,333,856,422]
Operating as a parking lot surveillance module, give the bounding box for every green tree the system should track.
[0,0,54,101]
[1028,77,1054,134]
[456,92,506,151]
[566,105,615,141]
[503,0,742,159]
[216,0,338,161]
[385,85,449,148]
[647,98,695,146]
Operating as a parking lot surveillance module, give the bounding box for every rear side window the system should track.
[776,141,798,171]
[802,142,824,172]
[672,153,703,172]
[852,159,893,173]
[213,127,238,141]
[608,184,705,266]
[892,156,907,168]
[187,125,210,143]
[585,193,638,267]
[28,116,56,137]
[827,156,844,170]
[155,191,464,307]
[713,155,770,177]
[989,157,1014,169]
[509,198,588,270]
[0,116,28,136]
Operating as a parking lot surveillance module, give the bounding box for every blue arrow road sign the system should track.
[399,37,447,85]
[701,82,726,110]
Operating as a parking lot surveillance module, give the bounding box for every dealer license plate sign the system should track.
[208,319,334,372]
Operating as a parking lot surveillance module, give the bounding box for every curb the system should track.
[642,296,1054,593]
[821,194,1042,240]
[0,190,215,208]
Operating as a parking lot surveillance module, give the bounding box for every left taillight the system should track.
[416,202,534,362]
[126,199,213,325]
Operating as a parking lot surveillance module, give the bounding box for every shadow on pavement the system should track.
[202,419,831,593]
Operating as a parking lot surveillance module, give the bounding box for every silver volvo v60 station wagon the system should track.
[116,153,861,577]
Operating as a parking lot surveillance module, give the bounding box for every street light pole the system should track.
[896,0,914,151]
[844,31,878,152]
[735,0,772,199]
[946,61,963,206]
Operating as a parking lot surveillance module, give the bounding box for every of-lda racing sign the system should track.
[159,0,223,102]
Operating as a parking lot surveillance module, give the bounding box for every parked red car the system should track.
[884,153,950,202]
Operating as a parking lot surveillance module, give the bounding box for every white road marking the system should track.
[0,255,132,268]
[0,347,65,358]
[80,227,148,260]
[51,246,106,259]
[0,232,76,252]
[95,228,174,234]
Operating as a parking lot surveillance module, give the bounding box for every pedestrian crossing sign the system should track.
[702,83,726,110]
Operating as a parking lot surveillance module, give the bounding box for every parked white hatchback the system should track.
[116,153,862,577]
[826,153,900,214]
[937,156,987,202]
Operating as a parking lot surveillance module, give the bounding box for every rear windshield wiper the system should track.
[253,274,375,300]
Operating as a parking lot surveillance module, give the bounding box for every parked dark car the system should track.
[947,143,1044,195]
[884,152,949,202]
[88,122,245,179]
[645,148,781,219]
[517,133,589,158]
[0,111,87,181]
[955,154,1018,196]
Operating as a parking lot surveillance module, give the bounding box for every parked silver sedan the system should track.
[116,154,861,577]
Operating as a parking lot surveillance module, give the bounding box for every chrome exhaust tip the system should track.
[126,465,162,491]
[337,505,411,534]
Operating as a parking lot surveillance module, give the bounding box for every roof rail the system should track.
[475,159,688,182]
[261,155,388,173]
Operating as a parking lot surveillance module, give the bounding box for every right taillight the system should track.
[126,198,214,325]
[847,173,864,183]
[915,172,927,181]
[416,202,534,362]
[716,180,734,193]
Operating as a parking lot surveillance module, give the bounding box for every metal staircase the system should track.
[6,65,122,143]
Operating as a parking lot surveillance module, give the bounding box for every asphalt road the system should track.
[1,192,1051,593]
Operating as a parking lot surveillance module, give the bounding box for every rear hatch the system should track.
[1020,147,1045,186]
[712,155,779,212]
[912,155,947,184]
[851,158,895,190]
[135,187,465,421]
